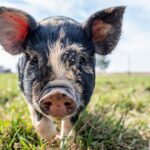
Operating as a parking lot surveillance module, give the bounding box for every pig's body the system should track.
[0,6,125,141]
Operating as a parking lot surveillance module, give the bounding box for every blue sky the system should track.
[0,0,150,72]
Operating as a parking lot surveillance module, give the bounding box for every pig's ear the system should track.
[0,7,38,55]
[83,6,126,55]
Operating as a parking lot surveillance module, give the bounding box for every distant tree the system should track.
[96,55,110,72]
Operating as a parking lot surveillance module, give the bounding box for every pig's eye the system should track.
[31,57,38,64]
[62,50,77,67]
[79,56,87,66]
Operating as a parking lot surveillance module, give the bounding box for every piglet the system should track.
[0,6,125,141]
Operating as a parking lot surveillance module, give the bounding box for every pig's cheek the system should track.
[30,82,45,113]
[32,82,43,101]
[76,92,83,108]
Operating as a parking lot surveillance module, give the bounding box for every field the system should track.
[0,74,150,150]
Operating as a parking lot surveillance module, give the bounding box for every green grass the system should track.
[0,74,150,150]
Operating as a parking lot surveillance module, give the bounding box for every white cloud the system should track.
[124,0,150,12]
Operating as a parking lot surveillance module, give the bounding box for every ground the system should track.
[0,74,150,150]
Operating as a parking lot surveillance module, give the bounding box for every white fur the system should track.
[28,104,57,141]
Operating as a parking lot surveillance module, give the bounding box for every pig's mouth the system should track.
[38,80,79,119]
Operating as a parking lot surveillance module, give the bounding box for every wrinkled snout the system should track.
[40,88,77,119]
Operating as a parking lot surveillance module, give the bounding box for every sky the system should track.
[0,0,150,72]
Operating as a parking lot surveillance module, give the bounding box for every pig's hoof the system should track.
[49,134,61,145]
[54,134,61,140]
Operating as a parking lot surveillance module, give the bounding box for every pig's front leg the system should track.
[60,111,82,139]
[28,105,57,141]
[60,118,74,139]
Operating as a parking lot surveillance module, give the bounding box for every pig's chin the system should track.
[49,114,73,120]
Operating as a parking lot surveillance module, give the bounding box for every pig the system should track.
[0,6,125,141]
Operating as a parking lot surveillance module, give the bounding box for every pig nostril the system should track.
[43,102,52,108]
[62,93,66,97]
[64,102,71,106]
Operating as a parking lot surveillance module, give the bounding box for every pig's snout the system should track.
[40,88,77,119]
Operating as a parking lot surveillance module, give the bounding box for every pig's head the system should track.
[0,6,125,119]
